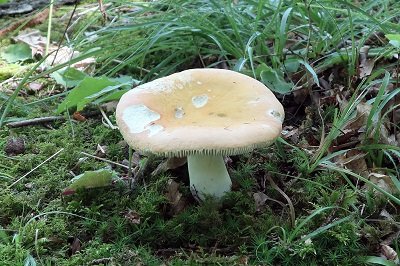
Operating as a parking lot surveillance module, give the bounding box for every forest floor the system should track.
[0,1,399,265]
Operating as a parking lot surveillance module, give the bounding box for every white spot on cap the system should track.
[192,94,208,108]
[196,81,202,85]
[123,104,161,134]
[146,124,164,137]
[175,107,185,119]
[267,109,284,122]
[248,98,260,104]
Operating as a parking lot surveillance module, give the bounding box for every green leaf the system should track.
[24,254,37,266]
[57,76,118,113]
[1,43,32,63]
[278,7,293,56]
[298,59,320,87]
[63,169,117,195]
[85,83,131,99]
[284,58,300,73]
[385,34,400,49]
[92,89,130,105]
[233,57,247,71]
[50,67,87,88]
[364,256,398,266]
[110,75,139,87]
[260,66,293,94]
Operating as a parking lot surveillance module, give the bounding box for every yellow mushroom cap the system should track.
[116,68,284,157]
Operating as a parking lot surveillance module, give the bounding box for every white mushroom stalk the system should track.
[187,155,231,200]
[116,68,284,201]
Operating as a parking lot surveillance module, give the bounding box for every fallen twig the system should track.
[80,151,129,169]
[6,110,102,128]
[0,9,50,37]
[6,116,65,128]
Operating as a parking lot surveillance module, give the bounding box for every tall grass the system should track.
[72,0,399,84]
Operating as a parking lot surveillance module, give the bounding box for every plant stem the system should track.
[45,0,54,56]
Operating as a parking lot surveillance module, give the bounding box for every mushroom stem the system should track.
[187,154,232,200]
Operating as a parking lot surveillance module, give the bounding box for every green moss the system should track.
[0,61,22,81]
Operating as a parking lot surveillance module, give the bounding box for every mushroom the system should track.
[116,69,284,200]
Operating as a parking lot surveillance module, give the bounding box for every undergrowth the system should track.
[0,101,398,265]
[1,0,400,265]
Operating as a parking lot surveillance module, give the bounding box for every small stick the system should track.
[6,116,65,128]
[98,0,108,22]
[6,110,101,128]
[80,151,129,169]
[9,148,64,188]
[0,9,50,37]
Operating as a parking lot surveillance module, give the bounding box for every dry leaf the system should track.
[151,157,187,176]
[237,256,249,265]
[124,210,141,224]
[359,58,374,78]
[46,46,96,70]
[68,237,81,256]
[27,82,44,93]
[101,101,119,112]
[122,151,141,170]
[380,244,399,263]
[293,87,309,104]
[72,112,86,122]
[165,179,187,216]
[45,46,77,66]
[335,150,369,178]
[282,126,300,143]
[331,102,374,151]
[345,102,372,131]
[319,95,337,106]
[253,192,269,212]
[95,144,107,158]
[68,56,96,72]
[359,46,375,78]
[13,29,46,57]
[379,209,395,222]
[369,172,396,194]
[90,258,113,265]
[12,29,95,70]
[379,125,398,146]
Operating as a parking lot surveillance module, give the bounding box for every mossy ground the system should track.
[1,97,395,265]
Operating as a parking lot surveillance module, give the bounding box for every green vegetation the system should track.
[1,0,399,265]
